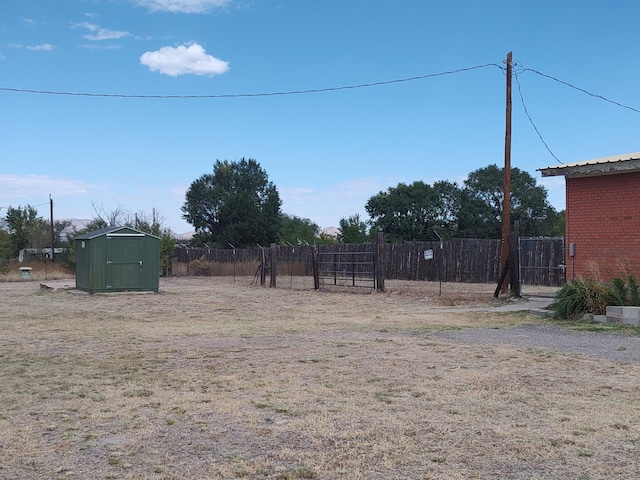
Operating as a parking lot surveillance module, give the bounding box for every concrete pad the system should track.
[40,281,76,291]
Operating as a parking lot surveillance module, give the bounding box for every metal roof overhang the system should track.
[538,152,640,178]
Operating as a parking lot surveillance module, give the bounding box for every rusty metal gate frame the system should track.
[315,251,377,289]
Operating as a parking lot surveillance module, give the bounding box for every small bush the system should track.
[552,274,640,320]
[551,277,609,319]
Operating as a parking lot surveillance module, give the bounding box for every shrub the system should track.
[606,275,640,307]
[551,274,640,320]
[191,255,210,276]
[551,277,609,319]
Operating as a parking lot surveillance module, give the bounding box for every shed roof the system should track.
[539,152,640,178]
[75,226,159,240]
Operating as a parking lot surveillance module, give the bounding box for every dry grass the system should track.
[1,261,74,282]
[0,277,638,479]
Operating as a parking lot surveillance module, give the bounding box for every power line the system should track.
[517,63,640,114]
[513,71,562,164]
[0,63,502,99]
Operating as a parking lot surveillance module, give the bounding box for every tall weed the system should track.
[552,274,640,319]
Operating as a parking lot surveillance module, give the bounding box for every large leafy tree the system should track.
[0,229,11,269]
[4,205,47,257]
[182,158,282,247]
[458,164,558,238]
[279,214,320,246]
[338,214,371,243]
[365,180,460,242]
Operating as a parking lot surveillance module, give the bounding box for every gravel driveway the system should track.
[430,323,640,363]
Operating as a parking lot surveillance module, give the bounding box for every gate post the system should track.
[312,247,320,290]
[270,243,277,288]
[375,231,386,292]
[510,221,521,297]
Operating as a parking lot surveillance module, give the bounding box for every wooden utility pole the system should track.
[50,194,55,264]
[500,51,513,294]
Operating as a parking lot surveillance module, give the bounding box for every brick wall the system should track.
[566,171,640,280]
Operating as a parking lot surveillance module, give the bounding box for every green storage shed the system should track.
[75,226,160,293]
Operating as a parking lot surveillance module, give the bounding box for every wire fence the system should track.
[173,237,565,293]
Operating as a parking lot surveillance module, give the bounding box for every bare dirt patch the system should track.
[1,277,638,479]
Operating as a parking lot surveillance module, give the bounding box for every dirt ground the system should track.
[0,276,639,479]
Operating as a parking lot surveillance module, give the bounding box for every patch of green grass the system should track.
[375,391,392,404]
[545,317,640,335]
[290,467,315,479]
[123,389,153,398]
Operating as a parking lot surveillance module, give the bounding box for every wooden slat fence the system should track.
[518,237,565,287]
[173,239,506,283]
[385,239,502,283]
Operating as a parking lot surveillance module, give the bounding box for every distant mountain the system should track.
[57,219,194,240]
[321,226,339,238]
[174,231,194,240]
[64,218,92,232]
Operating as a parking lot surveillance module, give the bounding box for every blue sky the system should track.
[1,0,639,234]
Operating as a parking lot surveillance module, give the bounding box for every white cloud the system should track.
[135,0,232,13]
[0,175,100,201]
[80,44,122,50]
[73,22,131,41]
[22,18,36,26]
[140,43,229,76]
[25,43,56,51]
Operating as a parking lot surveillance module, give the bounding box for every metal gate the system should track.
[518,237,565,296]
[315,251,377,289]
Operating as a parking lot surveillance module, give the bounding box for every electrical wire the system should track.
[2,59,637,167]
[516,63,640,114]
[513,71,562,164]
[0,63,503,99]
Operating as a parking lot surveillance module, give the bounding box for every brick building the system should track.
[539,152,640,281]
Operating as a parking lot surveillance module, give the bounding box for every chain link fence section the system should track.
[518,237,565,297]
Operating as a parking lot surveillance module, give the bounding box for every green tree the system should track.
[0,229,11,273]
[338,214,371,243]
[182,158,282,247]
[458,164,558,238]
[553,210,565,237]
[279,214,320,246]
[431,180,462,238]
[127,208,176,276]
[4,205,45,257]
[365,181,460,242]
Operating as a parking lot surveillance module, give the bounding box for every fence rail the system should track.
[316,251,376,288]
[172,237,564,287]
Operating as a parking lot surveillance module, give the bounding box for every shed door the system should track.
[106,234,144,290]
